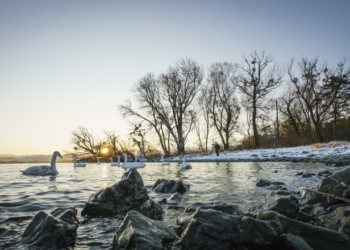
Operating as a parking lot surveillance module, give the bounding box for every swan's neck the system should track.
[51,153,58,172]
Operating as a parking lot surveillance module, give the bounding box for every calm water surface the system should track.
[0,161,330,249]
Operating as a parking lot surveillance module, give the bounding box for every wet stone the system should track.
[81,168,149,217]
[21,207,78,249]
[152,179,190,194]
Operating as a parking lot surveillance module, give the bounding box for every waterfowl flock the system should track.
[20,151,192,176]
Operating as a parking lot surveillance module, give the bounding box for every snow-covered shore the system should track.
[173,141,350,163]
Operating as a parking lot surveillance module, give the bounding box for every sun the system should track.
[101,148,109,154]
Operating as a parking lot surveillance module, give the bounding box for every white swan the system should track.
[180,155,192,170]
[20,151,62,175]
[110,156,120,167]
[121,153,145,169]
[74,154,86,167]
[161,155,170,166]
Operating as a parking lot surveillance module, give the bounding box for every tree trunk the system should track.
[252,102,260,148]
[275,101,281,148]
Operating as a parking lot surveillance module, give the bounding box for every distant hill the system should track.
[0,154,72,163]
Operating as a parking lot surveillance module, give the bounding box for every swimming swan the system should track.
[121,153,145,169]
[110,156,120,166]
[20,151,62,175]
[180,155,192,170]
[161,155,170,166]
[74,154,86,167]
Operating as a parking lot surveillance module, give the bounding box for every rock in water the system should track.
[139,199,164,220]
[258,211,350,250]
[21,207,78,249]
[318,206,350,237]
[173,208,280,249]
[304,166,350,206]
[112,210,175,250]
[168,192,183,202]
[81,168,149,217]
[152,179,190,194]
[277,234,313,250]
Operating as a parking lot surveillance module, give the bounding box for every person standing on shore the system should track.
[214,142,220,156]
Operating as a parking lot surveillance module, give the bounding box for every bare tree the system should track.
[119,97,172,156]
[203,62,240,150]
[195,93,211,152]
[70,126,101,157]
[275,99,281,147]
[104,130,120,157]
[286,57,340,143]
[119,58,204,155]
[279,86,305,145]
[129,124,146,158]
[241,99,253,149]
[233,51,283,148]
[324,59,350,139]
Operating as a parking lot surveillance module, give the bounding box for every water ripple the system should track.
[0,161,334,249]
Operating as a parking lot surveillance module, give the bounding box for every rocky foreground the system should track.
[20,166,350,249]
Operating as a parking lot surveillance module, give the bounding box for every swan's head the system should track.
[54,151,63,159]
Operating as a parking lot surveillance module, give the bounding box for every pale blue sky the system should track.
[0,0,349,155]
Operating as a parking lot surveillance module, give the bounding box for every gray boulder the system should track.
[304,167,350,206]
[112,210,175,250]
[21,207,78,249]
[152,179,189,194]
[318,206,350,237]
[301,173,316,178]
[139,199,164,220]
[277,234,313,250]
[265,196,299,218]
[168,192,182,202]
[258,211,350,250]
[173,208,281,249]
[81,168,149,217]
[183,202,242,215]
[175,203,243,237]
[256,179,285,187]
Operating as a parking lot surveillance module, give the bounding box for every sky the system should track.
[0,0,349,155]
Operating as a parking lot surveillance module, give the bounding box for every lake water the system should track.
[0,161,331,249]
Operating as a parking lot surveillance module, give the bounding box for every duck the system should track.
[110,156,120,166]
[20,151,62,175]
[179,155,192,170]
[74,154,86,167]
[161,155,170,166]
[121,153,145,169]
